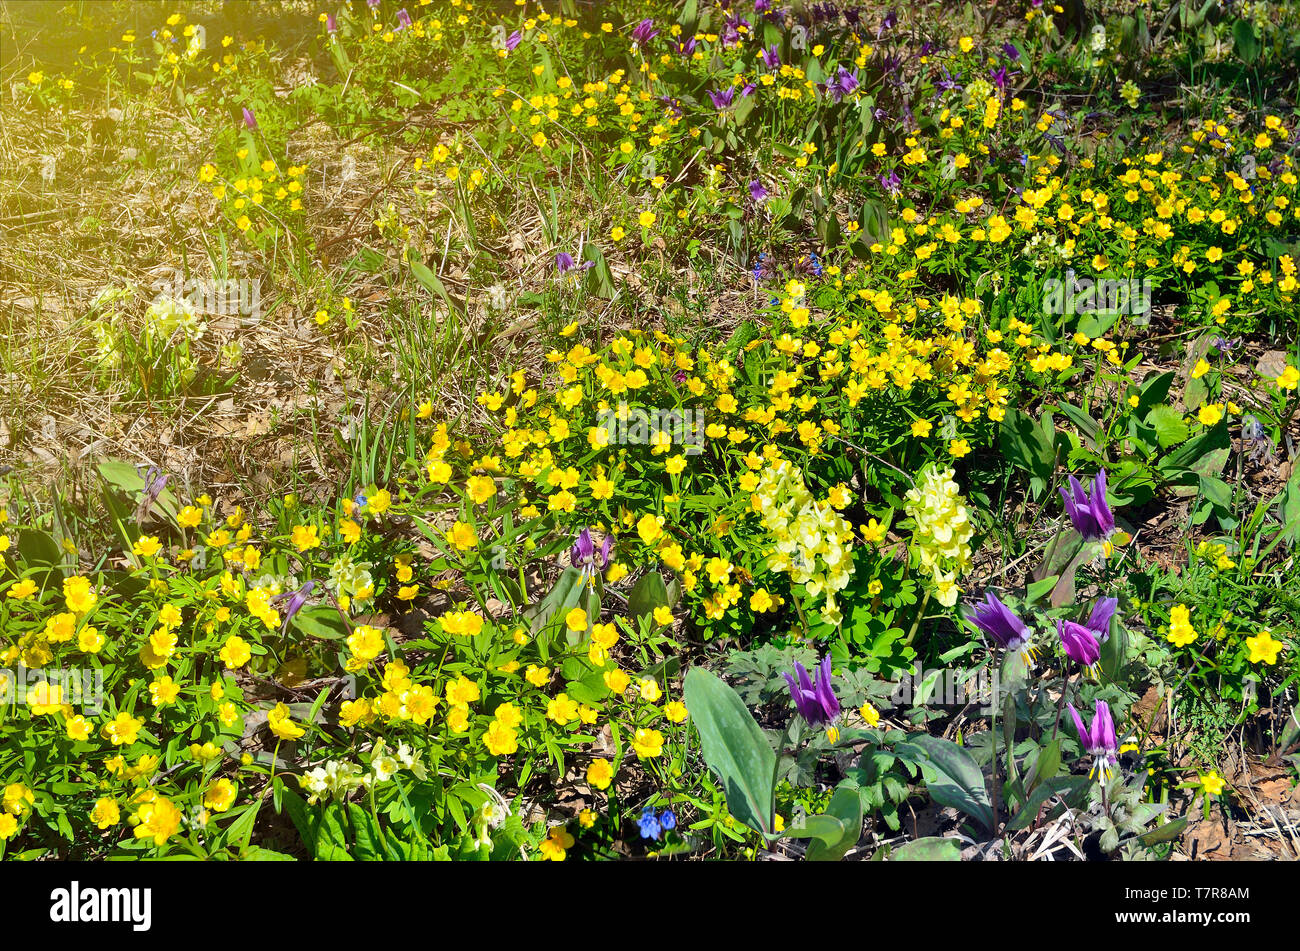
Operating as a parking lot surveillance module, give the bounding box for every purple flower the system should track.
[935,65,963,93]
[556,252,592,276]
[877,9,898,38]
[136,467,170,522]
[673,37,697,57]
[570,528,612,574]
[968,592,1031,653]
[1059,469,1115,541]
[505,29,522,52]
[754,0,772,13]
[783,655,840,727]
[707,87,736,110]
[823,66,860,102]
[273,580,316,628]
[1068,699,1119,778]
[748,180,769,202]
[242,107,257,130]
[720,15,749,47]
[367,0,380,7]
[631,18,659,48]
[1058,619,1101,667]
[1002,42,1021,61]
[326,14,337,32]
[880,168,902,195]
[1084,597,1118,643]
[759,44,781,69]
[396,8,412,29]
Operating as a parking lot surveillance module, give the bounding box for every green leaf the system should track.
[889,836,962,860]
[683,667,776,838]
[804,782,864,861]
[1233,18,1260,63]
[894,733,994,832]
[628,570,670,622]
[1145,405,1189,449]
[785,814,844,844]
[1136,816,1187,846]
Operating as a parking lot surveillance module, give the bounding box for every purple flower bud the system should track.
[326,14,337,33]
[1084,597,1119,643]
[968,592,1031,652]
[748,179,769,202]
[396,8,412,30]
[759,44,781,70]
[242,107,257,130]
[1059,469,1115,540]
[505,29,522,52]
[783,655,840,727]
[1058,619,1101,667]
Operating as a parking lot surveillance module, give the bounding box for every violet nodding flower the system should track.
[748,179,769,202]
[1058,619,1101,668]
[783,655,840,728]
[707,87,736,110]
[570,527,612,575]
[630,18,659,48]
[1059,468,1115,541]
[968,592,1033,657]
[1068,699,1119,780]
[1084,596,1119,643]
[242,107,257,130]
[273,580,316,629]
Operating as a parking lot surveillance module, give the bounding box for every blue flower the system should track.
[637,805,662,840]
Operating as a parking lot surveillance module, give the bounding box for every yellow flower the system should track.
[587,758,614,790]
[539,825,574,861]
[267,702,306,741]
[6,579,37,600]
[565,607,589,632]
[638,678,662,703]
[483,720,519,756]
[860,702,881,727]
[219,635,252,669]
[1199,770,1226,797]
[291,524,321,552]
[90,798,121,830]
[637,513,664,545]
[663,701,688,723]
[1245,629,1283,665]
[203,778,238,812]
[638,210,656,228]
[546,692,580,725]
[632,727,664,758]
[603,667,630,694]
[133,795,183,846]
[1166,604,1197,647]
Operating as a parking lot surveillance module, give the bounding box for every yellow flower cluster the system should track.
[902,464,974,607]
[751,460,855,625]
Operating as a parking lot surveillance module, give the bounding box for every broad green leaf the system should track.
[683,667,776,838]
[894,733,994,832]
